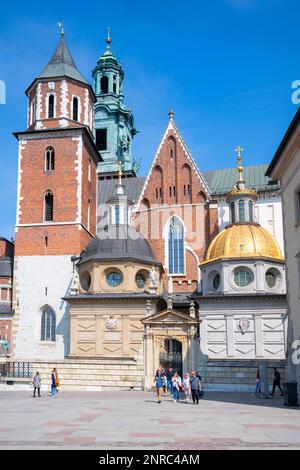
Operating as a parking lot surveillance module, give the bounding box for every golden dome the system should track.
[202,223,283,265]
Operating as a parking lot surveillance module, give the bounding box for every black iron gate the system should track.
[159,339,182,377]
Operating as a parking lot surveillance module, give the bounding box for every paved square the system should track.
[0,390,299,449]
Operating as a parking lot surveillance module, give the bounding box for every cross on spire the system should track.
[235,145,244,182]
[57,22,64,37]
[106,26,112,49]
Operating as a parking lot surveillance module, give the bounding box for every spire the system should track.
[235,145,244,184]
[106,26,112,51]
[168,109,175,120]
[37,33,89,85]
[116,160,124,195]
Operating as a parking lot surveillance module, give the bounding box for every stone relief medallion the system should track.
[237,318,250,334]
[48,82,55,90]
[105,316,118,331]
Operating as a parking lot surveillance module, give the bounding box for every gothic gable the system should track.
[136,116,211,210]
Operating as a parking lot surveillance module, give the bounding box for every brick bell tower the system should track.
[12,30,100,360]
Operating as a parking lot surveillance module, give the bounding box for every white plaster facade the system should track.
[13,255,73,360]
[267,109,300,400]
[198,297,287,360]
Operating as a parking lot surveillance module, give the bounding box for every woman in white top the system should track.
[171,372,182,402]
[183,373,191,403]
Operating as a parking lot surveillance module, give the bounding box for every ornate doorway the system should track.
[159,339,182,377]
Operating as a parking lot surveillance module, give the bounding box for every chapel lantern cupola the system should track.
[92,29,138,176]
[226,146,258,224]
[105,161,134,225]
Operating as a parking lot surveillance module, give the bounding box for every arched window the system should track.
[72,97,78,121]
[248,200,254,222]
[44,191,53,221]
[48,94,54,118]
[115,205,120,224]
[101,76,109,94]
[231,202,235,223]
[238,199,245,222]
[41,306,56,341]
[45,147,55,171]
[168,216,185,275]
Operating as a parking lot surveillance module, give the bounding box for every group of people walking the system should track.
[154,368,203,404]
[32,368,60,397]
[254,367,284,397]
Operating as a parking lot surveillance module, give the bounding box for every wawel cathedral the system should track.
[0,31,288,391]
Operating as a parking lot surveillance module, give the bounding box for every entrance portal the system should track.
[159,339,182,377]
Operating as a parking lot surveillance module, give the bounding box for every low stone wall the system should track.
[198,359,286,392]
[0,358,145,391]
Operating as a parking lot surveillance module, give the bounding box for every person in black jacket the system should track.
[270,368,283,396]
[51,369,57,397]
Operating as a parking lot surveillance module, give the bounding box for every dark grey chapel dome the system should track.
[79,225,161,266]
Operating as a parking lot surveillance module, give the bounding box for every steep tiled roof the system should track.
[37,35,89,85]
[97,177,146,207]
[203,164,280,196]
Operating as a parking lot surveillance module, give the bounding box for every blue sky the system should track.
[0,0,299,239]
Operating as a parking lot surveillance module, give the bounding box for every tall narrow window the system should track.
[101,76,109,94]
[168,217,185,275]
[184,185,186,196]
[87,198,90,231]
[44,191,53,222]
[45,147,55,171]
[30,100,35,125]
[231,202,235,223]
[170,149,173,159]
[72,97,78,121]
[159,188,162,198]
[248,200,254,222]
[115,205,120,225]
[96,129,107,151]
[88,159,91,182]
[48,95,54,118]
[238,199,245,222]
[169,187,172,197]
[41,306,56,341]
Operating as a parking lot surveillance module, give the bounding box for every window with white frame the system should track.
[41,306,56,341]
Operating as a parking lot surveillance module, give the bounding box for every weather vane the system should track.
[58,22,64,36]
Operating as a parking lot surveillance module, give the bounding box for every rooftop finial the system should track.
[118,159,123,184]
[106,26,112,49]
[235,145,244,182]
[58,22,64,37]
[168,109,174,120]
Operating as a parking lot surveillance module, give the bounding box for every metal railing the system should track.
[0,362,33,378]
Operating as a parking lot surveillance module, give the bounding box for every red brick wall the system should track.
[133,126,219,293]
[27,79,94,132]
[0,239,14,259]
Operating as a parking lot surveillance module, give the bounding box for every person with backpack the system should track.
[270,368,283,396]
[51,369,57,397]
[32,371,41,397]
[190,371,202,404]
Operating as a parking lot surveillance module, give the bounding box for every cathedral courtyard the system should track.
[0,390,299,450]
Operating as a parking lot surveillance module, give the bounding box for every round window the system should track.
[107,271,123,287]
[136,273,146,289]
[266,269,279,288]
[234,269,252,287]
[80,271,91,291]
[212,273,220,290]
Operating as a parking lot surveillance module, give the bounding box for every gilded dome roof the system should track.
[203,223,283,265]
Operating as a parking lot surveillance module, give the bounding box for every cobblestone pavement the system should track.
[0,390,299,449]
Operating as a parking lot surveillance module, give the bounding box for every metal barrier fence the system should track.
[0,362,33,378]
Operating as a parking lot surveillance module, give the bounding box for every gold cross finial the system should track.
[118,160,123,184]
[235,145,244,181]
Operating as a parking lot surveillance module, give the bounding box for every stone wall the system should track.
[33,359,144,391]
[198,359,286,392]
